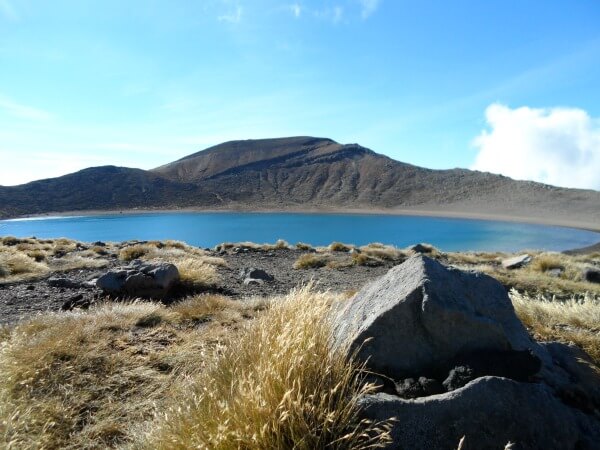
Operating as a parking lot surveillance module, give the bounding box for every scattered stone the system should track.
[332,255,543,380]
[396,377,444,399]
[239,268,274,282]
[47,277,81,289]
[61,294,90,311]
[243,278,264,286]
[92,241,106,247]
[583,267,600,284]
[501,254,532,269]
[26,285,35,291]
[443,366,475,391]
[96,260,179,298]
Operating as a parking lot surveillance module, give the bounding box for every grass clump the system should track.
[295,242,314,251]
[138,286,391,449]
[119,244,154,261]
[530,253,566,273]
[511,290,600,366]
[175,257,220,289]
[293,253,330,269]
[0,297,264,449]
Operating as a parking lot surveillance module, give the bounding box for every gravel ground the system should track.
[0,248,399,325]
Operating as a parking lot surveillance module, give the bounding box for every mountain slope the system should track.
[1,137,599,229]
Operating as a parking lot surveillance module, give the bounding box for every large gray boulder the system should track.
[360,376,600,450]
[332,255,543,379]
[96,260,179,298]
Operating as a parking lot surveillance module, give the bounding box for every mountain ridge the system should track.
[1,137,599,231]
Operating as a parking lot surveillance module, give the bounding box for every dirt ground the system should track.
[0,248,398,325]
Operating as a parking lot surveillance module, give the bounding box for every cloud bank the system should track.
[471,104,600,190]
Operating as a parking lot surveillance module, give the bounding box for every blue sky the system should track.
[1,0,599,188]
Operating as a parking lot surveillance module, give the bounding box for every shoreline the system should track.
[4,206,600,234]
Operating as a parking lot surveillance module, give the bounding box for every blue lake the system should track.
[0,212,598,252]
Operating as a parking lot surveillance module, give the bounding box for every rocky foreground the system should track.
[1,237,600,449]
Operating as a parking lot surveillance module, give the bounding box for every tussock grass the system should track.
[295,242,314,251]
[136,286,391,449]
[359,244,405,261]
[175,257,220,288]
[0,296,264,449]
[511,290,600,366]
[329,241,353,252]
[0,248,49,281]
[293,253,330,269]
[530,253,565,273]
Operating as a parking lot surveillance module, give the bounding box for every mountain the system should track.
[1,136,599,229]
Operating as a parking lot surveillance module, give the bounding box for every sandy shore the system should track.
[6,206,600,234]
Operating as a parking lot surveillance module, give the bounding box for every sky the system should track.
[0,0,599,189]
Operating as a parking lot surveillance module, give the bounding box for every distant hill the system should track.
[1,136,599,229]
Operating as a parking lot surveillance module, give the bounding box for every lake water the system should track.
[0,212,598,252]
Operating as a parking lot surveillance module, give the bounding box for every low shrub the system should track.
[329,241,352,252]
[293,253,330,269]
[175,257,220,288]
[530,254,565,273]
[295,242,314,251]
[119,244,154,261]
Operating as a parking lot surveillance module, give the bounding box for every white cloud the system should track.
[289,3,301,18]
[0,95,52,121]
[359,0,379,19]
[314,5,343,24]
[218,5,243,23]
[0,0,18,21]
[471,103,600,190]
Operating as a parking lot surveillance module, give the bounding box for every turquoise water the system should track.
[0,212,598,252]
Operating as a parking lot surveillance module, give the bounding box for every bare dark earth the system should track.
[0,248,397,325]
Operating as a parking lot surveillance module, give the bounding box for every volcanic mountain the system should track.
[1,136,599,229]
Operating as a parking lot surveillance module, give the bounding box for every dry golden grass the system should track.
[174,257,220,288]
[0,295,264,449]
[0,247,49,281]
[135,286,391,449]
[293,253,330,269]
[358,244,405,261]
[511,290,600,366]
[329,241,353,252]
[295,242,314,251]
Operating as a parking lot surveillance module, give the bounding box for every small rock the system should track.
[443,366,475,391]
[418,377,444,396]
[26,285,35,291]
[243,278,264,286]
[61,294,89,311]
[501,254,531,269]
[583,267,600,284]
[409,243,432,254]
[47,277,81,289]
[239,268,274,282]
[395,378,423,399]
[96,261,179,298]
[547,268,563,277]
[92,241,106,247]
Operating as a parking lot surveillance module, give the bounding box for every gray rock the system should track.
[239,268,274,282]
[501,254,532,269]
[96,261,179,298]
[443,366,474,391]
[547,268,563,277]
[332,255,544,379]
[360,376,600,450]
[47,277,81,289]
[583,267,600,284]
[409,243,433,254]
[243,278,264,286]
